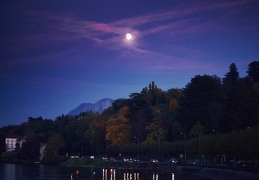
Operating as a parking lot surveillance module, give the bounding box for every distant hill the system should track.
[67,98,114,116]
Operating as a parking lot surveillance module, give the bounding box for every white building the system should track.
[5,137,26,152]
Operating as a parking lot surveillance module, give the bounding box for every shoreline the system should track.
[62,163,259,180]
[2,159,259,179]
[177,166,259,180]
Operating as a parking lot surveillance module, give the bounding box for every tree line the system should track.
[0,61,258,163]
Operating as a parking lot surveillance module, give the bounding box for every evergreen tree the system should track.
[222,63,239,94]
[220,78,259,131]
[247,61,259,84]
[176,75,224,133]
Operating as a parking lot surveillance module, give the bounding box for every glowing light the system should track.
[125,33,132,40]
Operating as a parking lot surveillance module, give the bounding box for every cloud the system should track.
[1,0,257,71]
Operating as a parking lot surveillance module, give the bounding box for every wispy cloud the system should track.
[1,0,257,70]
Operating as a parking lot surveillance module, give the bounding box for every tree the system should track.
[168,120,182,141]
[59,114,92,155]
[60,122,80,154]
[169,98,178,112]
[18,134,40,159]
[247,61,259,84]
[176,75,224,133]
[143,123,166,144]
[148,81,158,106]
[103,98,129,115]
[85,118,106,156]
[189,122,204,137]
[222,63,239,94]
[0,132,6,157]
[42,133,65,164]
[220,78,259,131]
[141,81,164,106]
[105,107,131,145]
[167,88,183,102]
[127,92,153,141]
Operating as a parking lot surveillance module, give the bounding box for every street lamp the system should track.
[181,132,187,161]
[154,134,161,158]
[90,140,95,157]
[134,137,140,158]
[158,137,160,158]
[105,139,109,157]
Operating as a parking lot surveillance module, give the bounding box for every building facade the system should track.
[5,137,26,152]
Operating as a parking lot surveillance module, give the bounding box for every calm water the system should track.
[0,164,210,180]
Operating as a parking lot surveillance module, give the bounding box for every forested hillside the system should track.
[1,61,259,163]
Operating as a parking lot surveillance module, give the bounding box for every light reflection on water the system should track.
[123,171,139,180]
[152,173,158,180]
[1,164,208,180]
[102,168,116,180]
[100,168,174,180]
[4,163,15,180]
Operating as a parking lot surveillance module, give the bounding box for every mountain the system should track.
[67,98,114,116]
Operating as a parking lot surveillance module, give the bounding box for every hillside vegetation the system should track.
[1,61,259,163]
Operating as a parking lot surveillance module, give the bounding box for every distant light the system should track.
[125,33,132,40]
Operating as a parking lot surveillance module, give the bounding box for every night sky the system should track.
[1,0,259,127]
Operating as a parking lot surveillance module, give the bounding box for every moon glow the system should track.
[125,33,132,40]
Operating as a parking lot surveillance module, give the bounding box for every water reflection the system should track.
[5,164,15,180]
[103,169,107,180]
[152,173,158,180]
[101,168,175,180]
[102,168,141,180]
[124,172,139,180]
[102,168,116,180]
[172,173,175,180]
[0,164,207,180]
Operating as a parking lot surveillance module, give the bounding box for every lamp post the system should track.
[155,134,161,158]
[158,137,160,158]
[105,139,109,157]
[90,140,95,157]
[135,137,140,158]
[181,132,186,161]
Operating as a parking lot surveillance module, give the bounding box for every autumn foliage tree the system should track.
[169,98,178,112]
[105,107,131,146]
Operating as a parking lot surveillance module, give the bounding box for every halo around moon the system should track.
[125,33,132,40]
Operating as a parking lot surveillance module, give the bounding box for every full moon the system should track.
[125,33,132,40]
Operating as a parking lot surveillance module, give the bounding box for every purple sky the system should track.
[1,0,259,127]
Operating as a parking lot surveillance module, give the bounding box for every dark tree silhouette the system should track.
[222,63,239,94]
[247,61,259,84]
[0,132,6,156]
[176,75,224,134]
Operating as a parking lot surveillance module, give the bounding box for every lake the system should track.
[0,163,210,180]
